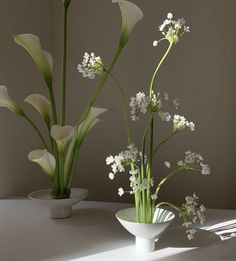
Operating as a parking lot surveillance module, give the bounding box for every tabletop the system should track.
[0,198,236,261]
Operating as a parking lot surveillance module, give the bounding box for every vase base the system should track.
[50,206,72,219]
[136,237,156,253]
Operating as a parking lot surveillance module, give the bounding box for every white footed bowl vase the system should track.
[29,188,89,219]
[116,207,175,253]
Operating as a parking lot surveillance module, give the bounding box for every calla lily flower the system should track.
[50,125,74,148]
[14,34,53,87]
[28,149,56,178]
[79,107,107,137]
[0,85,23,115]
[112,0,143,47]
[25,94,52,124]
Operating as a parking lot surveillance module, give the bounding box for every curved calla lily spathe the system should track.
[25,94,52,124]
[14,34,53,87]
[28,149,56,178]
[113,0,143,47]
[0,85,23,115]
[50,125,75,148]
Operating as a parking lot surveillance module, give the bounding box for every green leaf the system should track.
[14,34,53,87]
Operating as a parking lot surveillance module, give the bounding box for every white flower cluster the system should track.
[106,144,139,178]
[173,114,195,132]
[153,13,190,46]
[178,151,211,175]
[180,193,206,240]
[129,92,150,121]
[129,91,177,122]
[77,52,104,79]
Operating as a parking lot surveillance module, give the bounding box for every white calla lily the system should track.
[113,0,143,46]
[79,107,107,135]
[28,149,56,177]
[0,85,23,115]
[25,94,52,123]
[50,125,74,147]
[14,34,53,87]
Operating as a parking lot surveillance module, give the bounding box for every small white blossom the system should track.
[173,98,180,109]
[154,13,190,45]
[129,176,136,183]
[200,163,210,175]
[109,173,115,180]
[173,114,195,132]
[164,92,169,101]
[153,40,158,46]
[164,161,171,168]
[178,151,210,175]
[106,155,114,165]
[180,194,206,240]
[77,52,104,79]
[130,92,150,121]
[167,13,173,19]
[129,169,139,175]
[159,111,171,122]
[187,228,197,240]
[151,194,157,200]
[118,187,124,196]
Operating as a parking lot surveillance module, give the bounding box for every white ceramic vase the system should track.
[116,207,175,253]
[29,188,89,219]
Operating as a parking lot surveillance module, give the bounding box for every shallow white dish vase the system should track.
[116,207,175,253]
[29,188,89,219]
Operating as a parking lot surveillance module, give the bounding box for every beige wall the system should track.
[0,0,235,210]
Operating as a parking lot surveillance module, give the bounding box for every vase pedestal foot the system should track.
[50,206,72,219]
[136,237,156,253]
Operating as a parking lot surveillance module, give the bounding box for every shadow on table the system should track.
[157,226,221,250]
[149,238,236,261]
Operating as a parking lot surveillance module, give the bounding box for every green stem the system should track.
[155,166,184,196]
[106,71,132,144]
[149,42,173,96]
[48,86,57,124]
[152,131,178,156]
[22,113,48,150]
[60,5,69,126]
[58,145,65,194]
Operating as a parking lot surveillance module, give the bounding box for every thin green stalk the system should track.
[153,131,178,156]
[155,166,184,196]
[48,86,58,124]
[149,41,173,96]
[22,113,48,150]
[60,5,69,126]
[105,71,132,144]
[58,146,65,194]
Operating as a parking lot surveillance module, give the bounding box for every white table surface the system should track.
[0,198,236,261]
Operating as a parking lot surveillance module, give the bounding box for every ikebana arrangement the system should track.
[0,0,211,253]
[106,10,210,252]
[0,0,143,218]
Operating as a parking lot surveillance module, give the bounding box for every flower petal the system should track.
[14,34,53,86]
[113,0,143,46]
[50,125,74,145]
[25,94,52,123]
[28,149,56,177]
[0,85,23,114]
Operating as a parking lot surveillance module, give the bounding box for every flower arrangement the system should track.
[106,12,210,240]
[0,0,143,199]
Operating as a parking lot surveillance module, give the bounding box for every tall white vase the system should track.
[116,207,175,253]
[29,188,89,219]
